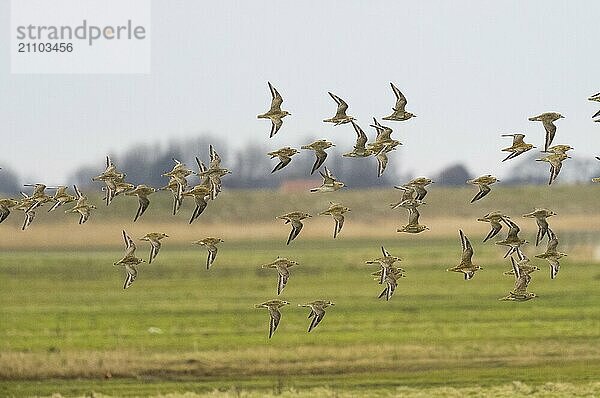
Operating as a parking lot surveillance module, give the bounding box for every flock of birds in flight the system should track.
[1,85,599,338]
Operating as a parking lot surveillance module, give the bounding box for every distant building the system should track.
[279,179,321,192]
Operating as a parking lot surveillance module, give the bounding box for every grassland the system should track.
[1,187,600,396]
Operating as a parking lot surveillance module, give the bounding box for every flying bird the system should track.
[588,92,600,119]
[277,211,312,245]
[0,198,19,224]
[310,167,345,193]
[447,230,482,280]
[65,185,96,225]
[323,92,355,125]
[47,186,77,212]
[255,299,289,338]
[467,175,499,203]
[319,202,350,239]
[372,266,405,301]
[382,83,416,121]
[261,257,299,295]
[257,82,291,138]
[535,230,567,279]
[495,217,528,258]
[528,112,564,152]
[192,237,224,269]
[125,184,156,222]
[139,232,169,264]
[500,134,535,161]
[477,211,510,242]
[397,207,429,234]
[114,230,145,289]
[365,246,403,285]
[499,255,537,301]
[522,208,556,246]
[404,177,434,201]
[298,300,335,332]
[536,152,570,185]
[267,147,300,173]
[301,139,334,175]
[343,121,372,158]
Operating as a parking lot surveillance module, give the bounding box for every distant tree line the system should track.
[3,135,600,195]
[67,135,404,190]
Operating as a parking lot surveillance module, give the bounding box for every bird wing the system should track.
[460,230,474,263]
[390,82,407,112]
[376,150,389,177]
[149,240,161,263]
[502,218,520,239]
[73,185,83,199]
[408,207,420,225]
[122,230,137,256]
[320,167,335,184]
[123,265,137,289]
[189,195,209,223]
[546,231,559,253]
[0,206,10,223]
[287,219,304,245]
[209,145,222,169]
[542,120,557,151]
[206,245,218,269]
[133,195,150,222]
[78,208,90,224]
[329,92,349,118]
[333,213,344,238]
[268,307,282,338]
[535,218,549,246]
[272,155,292,173]
[395,185,416,201]
[483,221,502,242]
[548,258,560,279]
[513,273,531,293]
[308,306,326,332]
[381,246,391,257]
[412,185,427,201]
[277,267,290,295]
[270,117,284,138]
[471,184,491,203]
[351,121,368,149]
[268,82,283,112]
[311,150,328,175]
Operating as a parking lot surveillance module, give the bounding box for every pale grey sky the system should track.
[1,0,599,183]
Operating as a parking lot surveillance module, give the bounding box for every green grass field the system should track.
[1,234,600,397]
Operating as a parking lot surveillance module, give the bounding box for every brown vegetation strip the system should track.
[2,342,599,380]
[1,214,600,249]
